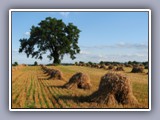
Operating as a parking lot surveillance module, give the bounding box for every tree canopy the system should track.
[34,61,38,66]
[13,61,18,66]
[19,17,81,64]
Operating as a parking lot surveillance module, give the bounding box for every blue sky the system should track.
[12,11,148,64]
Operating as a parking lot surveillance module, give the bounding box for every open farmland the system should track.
[11,65,149,109]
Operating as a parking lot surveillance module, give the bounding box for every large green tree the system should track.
[19,17,81,64]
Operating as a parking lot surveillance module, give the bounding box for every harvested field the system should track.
[11,65,149,108]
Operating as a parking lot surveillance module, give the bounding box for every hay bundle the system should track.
[96,64,101,69]
[89,72,138,105]
[131,66,144,73]
[115,66,124,71]
[125,64,133,68]
[86,63,91,67]
[48,68,54,74]
[50,69,64,80]
[41,65,47,71]
[139,64,145,67]
[41,65,64,80]
[91,64,96,68]
[64,72,91,90]
[119,64,124,67]
[100,64,107,69]
[145,65,148,69]
[107,65,115,70]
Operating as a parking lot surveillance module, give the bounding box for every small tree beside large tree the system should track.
[19,17,81,64]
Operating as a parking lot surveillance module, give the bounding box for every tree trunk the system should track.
[53,51,61,64]
[53,57,60,64]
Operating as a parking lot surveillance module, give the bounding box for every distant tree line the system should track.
[75,61,148,67]
[12,62,18,66]
[12,61,39,66]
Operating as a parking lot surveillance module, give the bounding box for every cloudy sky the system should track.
[11,11,148,64]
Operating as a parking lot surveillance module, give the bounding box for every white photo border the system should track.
[9,9,151,111]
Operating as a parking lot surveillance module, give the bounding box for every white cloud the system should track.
[12,41,148,64]
[59,12,70,17]
[70,52,148,63]
[24,31,30,36]
[80,50,90,55]
[116,42,148,49]
[80,42,148,50]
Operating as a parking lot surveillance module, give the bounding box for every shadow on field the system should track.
[37,76,52,80]
[42,70,51,76]
[46,85,65,89]
[57,94,144,108]
[58,95,87,103]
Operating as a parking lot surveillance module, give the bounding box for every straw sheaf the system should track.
[115,66,124,71]
[89,72,138,105]
[131,66,144,73]
[40,65,64,80]
[64,72,91,90]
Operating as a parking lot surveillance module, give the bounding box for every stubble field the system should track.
[11,65,148,109]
